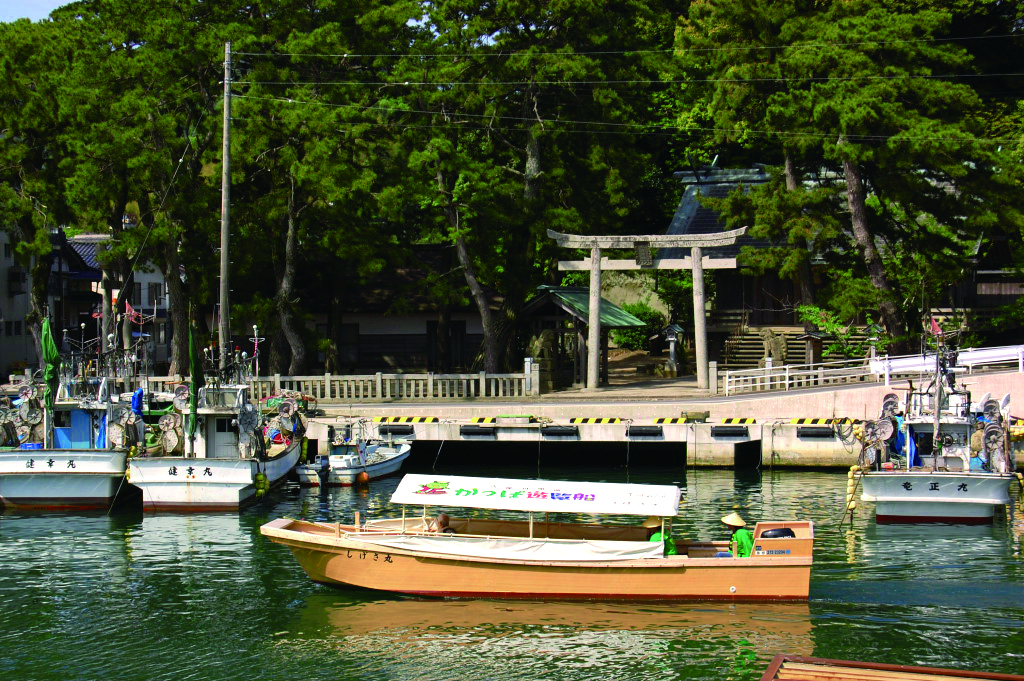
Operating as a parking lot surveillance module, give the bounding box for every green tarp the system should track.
[41,318,59,412]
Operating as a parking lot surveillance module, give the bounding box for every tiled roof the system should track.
[662,167,770,260]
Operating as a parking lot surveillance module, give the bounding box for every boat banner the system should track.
[391,474,681,516]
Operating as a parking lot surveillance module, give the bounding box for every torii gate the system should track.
[548,227,746,390]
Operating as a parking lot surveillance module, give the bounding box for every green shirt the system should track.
[649,531,678,556]
[732,527,754,558]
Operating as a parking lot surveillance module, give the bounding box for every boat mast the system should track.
[932,333,942,470]
[218,41,232,371]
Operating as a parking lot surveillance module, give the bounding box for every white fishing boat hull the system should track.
[860,471,1014,524]
[295,456,328,487]
[326,444,411,486]
[129,441,301,511]
[294,465,323,487]
[0,449,128,510]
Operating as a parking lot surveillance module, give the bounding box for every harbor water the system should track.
[1,459,1023,680]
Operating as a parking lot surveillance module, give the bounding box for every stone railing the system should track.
[142,358,541,402]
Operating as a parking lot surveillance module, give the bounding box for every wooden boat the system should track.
[261,473,815,601]
[857,336,1017,524]
[761,655,1024,681]
[128,384,301,511]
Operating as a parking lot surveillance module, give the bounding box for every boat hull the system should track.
[326,449,410,486]
[860,471,1013,524]
[0,450,128,510]
[130,442,300,511]
[262,520,812,601]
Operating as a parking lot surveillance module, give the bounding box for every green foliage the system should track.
[611,301,665,351]
[1,0,1022,370]
[798,305,887,358]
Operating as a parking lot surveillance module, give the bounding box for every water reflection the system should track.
[272,594,812,681]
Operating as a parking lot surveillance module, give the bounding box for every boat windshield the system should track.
[390,474,681,517]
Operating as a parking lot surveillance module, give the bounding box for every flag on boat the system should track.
[187,303,205,444]
[41,317,60,413]
[929,317,942,336]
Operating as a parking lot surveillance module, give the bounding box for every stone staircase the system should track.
[721,327,809,369]
[721,326,877,369]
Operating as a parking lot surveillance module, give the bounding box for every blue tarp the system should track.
[96,414,107,449]
[907,426,922,468]
[131,388,144,417]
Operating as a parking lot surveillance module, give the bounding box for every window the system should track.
[4,321,11,336]
[148,282,164,308]
[3,242,10,258]
[132,282,142,306]
[13,320,22,336]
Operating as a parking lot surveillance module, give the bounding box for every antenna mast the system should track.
[218,41,232,370]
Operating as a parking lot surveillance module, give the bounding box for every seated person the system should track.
[643,516,677,556]
[716,512,753,558]
[434,513,456,534]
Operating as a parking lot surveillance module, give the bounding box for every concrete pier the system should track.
[306,371,1022,469]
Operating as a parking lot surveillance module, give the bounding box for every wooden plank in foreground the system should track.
[762,656,1024,681]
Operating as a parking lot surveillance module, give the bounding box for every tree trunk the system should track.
[277,177,307,375]
[436,166,499,372]
[784,151,816,321]
[840,146,901,335]
[26,231,49,371]
[163,241,187,376]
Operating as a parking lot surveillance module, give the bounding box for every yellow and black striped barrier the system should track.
[470,417,496,424]
[656,417,692,424]
[373,416,439,423]
[721,417,756,424]
[569,418,621,424]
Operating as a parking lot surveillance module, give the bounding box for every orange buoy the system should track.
[355,471,370,485]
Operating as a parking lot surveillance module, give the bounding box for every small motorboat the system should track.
[324,440,412,486]
[294,455,329,486]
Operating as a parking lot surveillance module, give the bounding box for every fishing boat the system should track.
[857,335,1018,524]
[261,473,815,601]
[0,378,130,510]
[128,382,302,511]
[0,319,137,511]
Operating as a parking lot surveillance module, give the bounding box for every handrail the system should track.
[723,344,1024,396]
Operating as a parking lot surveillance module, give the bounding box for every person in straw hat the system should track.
[643,516,677,556]
[720,511,753,558]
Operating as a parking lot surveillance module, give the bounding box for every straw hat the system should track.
[642,516,662,528]
[721,512,746,527]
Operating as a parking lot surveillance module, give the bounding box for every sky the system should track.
[0,0,68,23]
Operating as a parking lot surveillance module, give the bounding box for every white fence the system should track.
[143,359,541,402]
[722,345,1024,396]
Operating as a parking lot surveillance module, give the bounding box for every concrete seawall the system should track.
[307,371,1022,469]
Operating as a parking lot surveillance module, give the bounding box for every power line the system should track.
[231,93,1018,145]
[231,33,1021,60]
[234,72,1024,87]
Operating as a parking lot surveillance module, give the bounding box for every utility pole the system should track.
[218,41,232,370]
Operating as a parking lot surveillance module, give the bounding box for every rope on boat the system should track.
[839,465,861,526]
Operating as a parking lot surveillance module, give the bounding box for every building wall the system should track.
[0,232,35,377]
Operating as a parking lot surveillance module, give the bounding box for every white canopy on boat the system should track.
[391,474,681,517]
